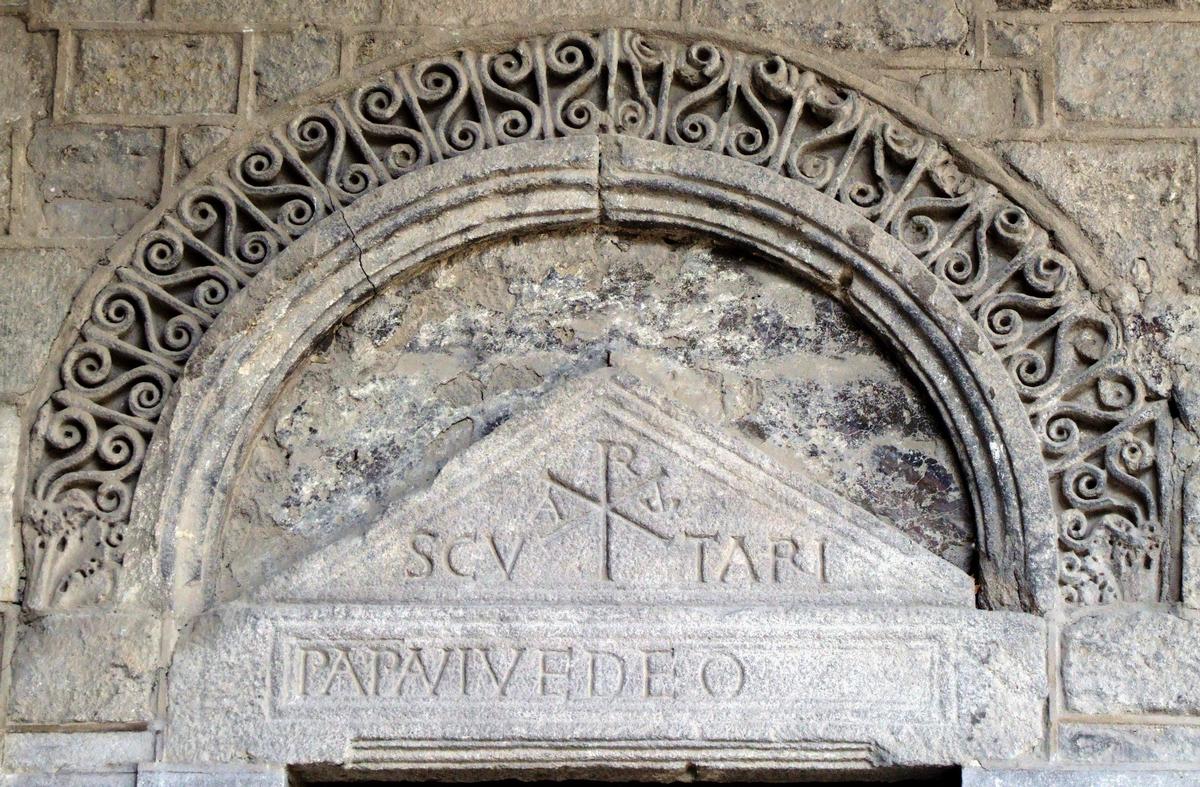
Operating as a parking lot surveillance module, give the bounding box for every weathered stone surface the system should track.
[963,767,1200,786]
[914,69,1018,137]
[38,0,151,21]
[0,123,11,234]
[1063,609,1200,715]
[1072,0,1173,8]
[1056,23,1200,126]
[693,0,970,52]
[0,405,20,601]
[0,18,53,124]
[176,125,230,181]
[265,370,974,606]
[158,0,379,23]
[0,775,135,787]
[1186,468,1200,609]
[386,0,673,26]
[136,764,287,786]
[1060,722,1200,763]
[68,33,240,116]
[349,29,426,68]
[4,15,1199,777]
[8,611,159,724]
[987,21,1045,60]
[0,247,88,396]
[25,122,163,237]
[165,602,1045,768]
[224,229,972,601]
[254,28,340,109]
[998,142,1198,303]
[3,731,154,771]
[993,0,1056,9]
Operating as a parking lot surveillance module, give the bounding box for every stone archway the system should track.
[20,27,1173,620]
[139,136,1054,774]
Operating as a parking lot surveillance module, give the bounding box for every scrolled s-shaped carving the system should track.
[668,40,732,150]
[1057,432,1162,604]
[22,27,1175,610]
[546,32,606,135]
[481,42,544,144]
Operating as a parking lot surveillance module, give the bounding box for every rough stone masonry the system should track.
[1,1,1200,785]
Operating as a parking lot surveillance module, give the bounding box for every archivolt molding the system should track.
[22,27,1173,613]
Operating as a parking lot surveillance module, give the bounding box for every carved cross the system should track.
[538,440,681,580]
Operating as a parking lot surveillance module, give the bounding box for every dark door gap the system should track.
[301,774,961,786]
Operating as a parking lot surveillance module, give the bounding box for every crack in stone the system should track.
[339,208,378,297]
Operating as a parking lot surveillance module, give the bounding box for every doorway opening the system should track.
[297,770,962,785]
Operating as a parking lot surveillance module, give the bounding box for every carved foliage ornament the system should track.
[24,29,1172,611]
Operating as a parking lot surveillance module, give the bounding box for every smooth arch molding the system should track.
[21,26,1174,617]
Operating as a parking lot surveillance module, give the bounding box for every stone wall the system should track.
[2,0,1200,782]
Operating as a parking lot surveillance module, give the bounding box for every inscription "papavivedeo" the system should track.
[271,630,949,722]
[285,641,746,702]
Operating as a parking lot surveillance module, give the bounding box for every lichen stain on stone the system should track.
[222,228,974,596]
[847,224,874,253]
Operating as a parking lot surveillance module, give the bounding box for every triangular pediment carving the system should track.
[263,370,972,606]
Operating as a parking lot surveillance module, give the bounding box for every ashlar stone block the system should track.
[26,122,163,238]
[4,730,154,772]
[0,122,11,234]
[0,247,89,397]
[136,764,286,787]
[254,28,340,109]
[166,603,1046,770]
[914,70,1019,138]
[0,18,53,124]
[963,766,1200,786]
[1063,609,1200,716]
[176,125,230,182]
[67,32,240,116]
[1056,23,1200,126]
[1060,721,1200,764]
[692,0,970,53]
[158,0,379,24]
[0,405,20,601]
[9,611,160,724]
[385,0,674,27]
[0,775,135,787]
[36,0,151,22]
[998,142,1198,301]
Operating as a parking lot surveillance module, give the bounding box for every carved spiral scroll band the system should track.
[24,28,1170,611]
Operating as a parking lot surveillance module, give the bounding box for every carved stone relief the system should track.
[22,26,1174,612]
[263,370,974,606]
[162,372,1046,773]
[221,228,972,602]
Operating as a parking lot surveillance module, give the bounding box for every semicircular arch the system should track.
[20,25,1173,617]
